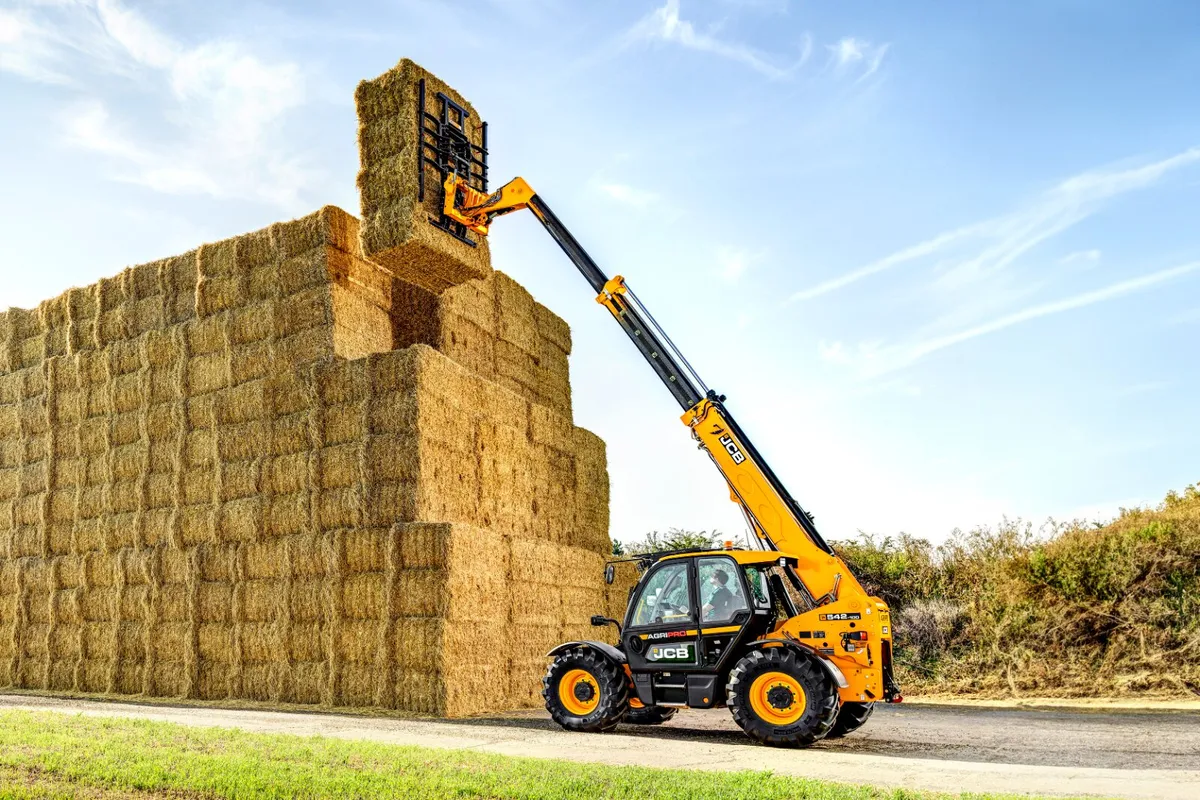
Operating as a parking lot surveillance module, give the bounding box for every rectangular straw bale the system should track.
[278,286,334,338]
[290,580,325,622]
[271,210,325,260]
[149,660,188,697]
[394,617,442,671]
[198,662,231,700]
[217,497,262,542]
[214,380,268,425]
[332,286,393,360]
[275,327,334,368]
[438,313,496,380]
[217,422,269,463]
[495,342,539,399]
[276,250,328,297]
[221,461,259,502]
[267,493,308,538]
[337,619,383,664]
[321,205,361,256]
[240,662,275,701]
[289,622,322,662]
[157,584,189,622]
[243,578,283,622]
[494,273,538,355]
[314,487,359,531]
[573,427,611,554]
[388,275,440,350]
[355,59,492,293]
[289,533,332,577]
[537,340,571,418]
[288,661,325,705]
[343,527,391,574]
[339,663,379,707]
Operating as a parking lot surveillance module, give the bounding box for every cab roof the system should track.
[651,548,796,567]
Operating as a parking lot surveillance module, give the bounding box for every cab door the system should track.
[622,559,699,705]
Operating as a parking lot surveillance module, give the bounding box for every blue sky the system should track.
[2,0,1197,545]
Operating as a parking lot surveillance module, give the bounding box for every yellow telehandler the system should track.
[439,170,901,747]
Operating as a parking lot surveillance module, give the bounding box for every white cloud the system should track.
[827,36,889,80]
[833,260,1200,376]
[790,146,1200,303]
[1114,380,1172,397]
[1,0,315,210]
[716,246,766,282]
[627,0,810,79]
[599,182,658,209]
[1058,249,1102,266]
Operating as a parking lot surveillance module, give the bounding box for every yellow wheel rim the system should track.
[749,671,807,726]
[558,668,600,716]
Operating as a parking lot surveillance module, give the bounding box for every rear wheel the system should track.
[825,701,875,738]
[625,705,677,725]
[543,647,629,732]
[727,648,838,747]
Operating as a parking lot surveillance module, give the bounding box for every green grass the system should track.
[0,710,1049,800]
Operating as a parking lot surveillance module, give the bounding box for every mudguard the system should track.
[546,640,627,666]
[746,638,849,689]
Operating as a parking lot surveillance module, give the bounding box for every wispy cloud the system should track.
[598,182,659,209]
[626,0,810,79]
[827,37,889,81]
[824,260,1200,376]
[790,147,1200,303]
[1115,380,1173,397]
[0,0,315,210]
[716,246,767,282]
[1058,249,1102,266]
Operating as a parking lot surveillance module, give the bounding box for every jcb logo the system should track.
[648,644,694,662]
[718,435,746,465]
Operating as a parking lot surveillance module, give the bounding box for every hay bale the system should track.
[355,59,492,293]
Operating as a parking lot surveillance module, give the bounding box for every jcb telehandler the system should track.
[439,169,901,747]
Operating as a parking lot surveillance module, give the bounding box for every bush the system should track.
[834,485,1200,698]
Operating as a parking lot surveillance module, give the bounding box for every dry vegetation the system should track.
[837,485,1200,698]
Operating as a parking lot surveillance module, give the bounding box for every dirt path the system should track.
[3,694,1197,799]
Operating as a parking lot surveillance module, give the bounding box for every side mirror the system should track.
[590,615,621,635]
[604,564,615,585]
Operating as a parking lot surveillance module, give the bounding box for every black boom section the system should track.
[527,195,704,411]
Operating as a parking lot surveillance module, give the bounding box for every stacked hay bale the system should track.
[0,59,622,717]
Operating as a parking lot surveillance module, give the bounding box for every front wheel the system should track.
[543,647,629,732]
[825,701,875,738]
[727,648,838,747]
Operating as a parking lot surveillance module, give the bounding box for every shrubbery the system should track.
[836,485,1200,697]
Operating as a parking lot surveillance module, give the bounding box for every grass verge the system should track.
[0,709,1055,800]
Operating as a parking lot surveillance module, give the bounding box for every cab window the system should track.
[631,562,693,627]
[743,566,771,609]
[698,556,749,624]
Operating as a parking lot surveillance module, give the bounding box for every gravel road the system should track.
[3,694,1197,799]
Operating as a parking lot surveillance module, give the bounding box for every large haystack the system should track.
[0,59,626,717]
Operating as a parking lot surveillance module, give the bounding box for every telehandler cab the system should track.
[431,119,901,746]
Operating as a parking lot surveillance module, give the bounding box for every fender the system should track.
[745,637,849,689]
[546,640,627,666]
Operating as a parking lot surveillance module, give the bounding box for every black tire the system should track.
[825,701,875,739]
[624,705,677,725]
[727,648,838,747]
[543,647,629,733]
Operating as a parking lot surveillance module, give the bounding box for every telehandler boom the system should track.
[443,173,901,747]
